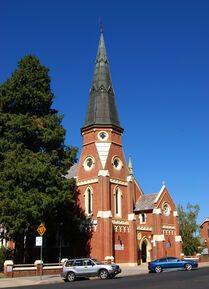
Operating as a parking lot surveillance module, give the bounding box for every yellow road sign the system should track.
[37,223,46,236]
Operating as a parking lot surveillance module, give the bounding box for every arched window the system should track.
[114,187,122,218]
[85,187,93,215]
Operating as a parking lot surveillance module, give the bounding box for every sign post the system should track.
[36,223,46,279]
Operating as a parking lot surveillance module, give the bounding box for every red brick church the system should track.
[67,31,182,264]
[200,218,209,254]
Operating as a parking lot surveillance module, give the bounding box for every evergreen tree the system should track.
[177,203,201,256]
[0,55,90,263]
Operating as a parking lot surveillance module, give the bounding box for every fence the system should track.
[3,259,65,278]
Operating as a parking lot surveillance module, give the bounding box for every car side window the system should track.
[75,260,83,266]
[83,260,94,266]
[66,260,74,267]
[167,257,178,262]
[160,258,167,262]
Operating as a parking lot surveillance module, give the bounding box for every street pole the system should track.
[36,223,46,280]
[40,237,43,280]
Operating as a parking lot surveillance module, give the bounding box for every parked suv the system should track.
[61,258,122,282]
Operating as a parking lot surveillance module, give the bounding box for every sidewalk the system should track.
[0,262,208,288]
[0,264,147,288]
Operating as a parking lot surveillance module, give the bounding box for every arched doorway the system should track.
[141,241,147,262]
[138,237,152,263]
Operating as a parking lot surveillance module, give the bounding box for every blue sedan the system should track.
[148,257,198,273]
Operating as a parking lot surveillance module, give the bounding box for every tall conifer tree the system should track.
[0,56,89,262]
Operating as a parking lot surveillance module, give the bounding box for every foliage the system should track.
[0,247,12,272]
[0,55,90,262]
[177,203,201,256]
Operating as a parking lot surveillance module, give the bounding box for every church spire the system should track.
[82,31,123,132]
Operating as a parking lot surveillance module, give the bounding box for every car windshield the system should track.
[92,259,103,265]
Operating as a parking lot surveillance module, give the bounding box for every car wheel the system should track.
[99,269,109,280]
[67,272,76,282]
[154,266,162,273]
[185,264,192,271]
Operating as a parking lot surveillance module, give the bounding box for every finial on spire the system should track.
[162,180,166,186]
[128,156,133,175]
[99,18,103,34]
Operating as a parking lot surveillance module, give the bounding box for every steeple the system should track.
[82,31,123,133]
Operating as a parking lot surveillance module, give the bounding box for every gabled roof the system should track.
[65,163,78,179]
[153,184,166,204]
[200,217,209,227]
[134,193,158,211]
[82,31,123,132]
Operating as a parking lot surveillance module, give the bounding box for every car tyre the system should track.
[99,269,109,280]
[154,266,162,273]
[185,264,192,271]
[67,271,76,282]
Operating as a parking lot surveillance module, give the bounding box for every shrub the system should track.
[0,247,12,272]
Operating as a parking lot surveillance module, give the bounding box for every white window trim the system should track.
[84,187,93,215]
[83,156,95,171]
[97,131,109,141]
[114,186,122,218]
[162,202,171,216]
[112,156,123,171]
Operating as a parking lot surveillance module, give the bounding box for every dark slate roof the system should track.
[65,163,78,179]
[134,193,158,211]
[82,31,123,132]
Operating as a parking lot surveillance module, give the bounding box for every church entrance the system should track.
[138,237,152,263]
[141,241,147,262]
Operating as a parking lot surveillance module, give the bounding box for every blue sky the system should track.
[1,0,209,224]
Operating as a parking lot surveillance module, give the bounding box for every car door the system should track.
[166,257,181,270]
[159,258,169,270]
[82,259,97,276]
[175,258,184,269]
[73,259,84,276]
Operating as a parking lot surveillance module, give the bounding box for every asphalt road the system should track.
[5,267,209,289]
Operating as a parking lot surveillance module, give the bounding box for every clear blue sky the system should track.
[1,0,209,224]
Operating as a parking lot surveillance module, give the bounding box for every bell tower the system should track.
[76,31,142,262]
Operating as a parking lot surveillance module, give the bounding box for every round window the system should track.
[98,131,108,141]
[163,203,170,216]
[113,157,122,170]
[84,157,94,171]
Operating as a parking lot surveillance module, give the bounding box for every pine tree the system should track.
[0,55,90,263]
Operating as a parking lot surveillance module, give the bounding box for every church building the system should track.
[200,218,209,255]
[68,31,182,265]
